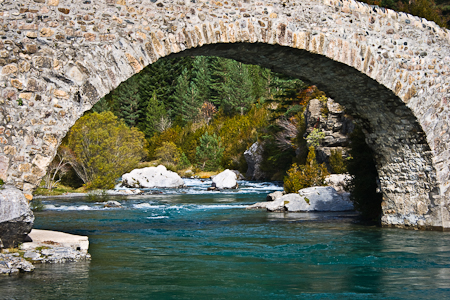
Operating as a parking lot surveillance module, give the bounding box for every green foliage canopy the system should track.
[67,111,146,189]
[155,141,181,166]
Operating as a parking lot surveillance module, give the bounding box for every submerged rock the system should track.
[0,253,35,275]
[211,169,238,189]
[0,187,34,249]
[247,186,353,212]
[121,165,184,188]
[104,201,122,208]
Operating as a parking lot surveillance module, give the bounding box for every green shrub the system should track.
[329,149,347,174]
[306,128,325,148]
[155,141,181,166]
[30,199,45,212]
[284,146,329,193]
[179,152,191,169]
[67,111,146,189]
[86,190,108,202]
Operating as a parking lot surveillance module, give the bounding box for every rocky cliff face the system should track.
[244,142,266,180]
[304,98,354,169]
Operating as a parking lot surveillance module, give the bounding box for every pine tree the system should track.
[92,93,112,113]
[173,68,203,124]
[248,64,271,102]
[112,75,141,127]
[191,56,211,105]
[210,58,254,116]
[196,132,224,171]
[144,91,167,138]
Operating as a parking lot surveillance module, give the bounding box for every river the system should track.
[1,179,450,299]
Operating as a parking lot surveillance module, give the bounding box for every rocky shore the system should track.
[1,229,90,275]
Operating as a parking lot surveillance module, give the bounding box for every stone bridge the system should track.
[0,0,449,229]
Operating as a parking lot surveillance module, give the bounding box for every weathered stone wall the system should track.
[0,0,449,229]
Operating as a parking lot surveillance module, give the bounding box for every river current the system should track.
[1,179,450,299]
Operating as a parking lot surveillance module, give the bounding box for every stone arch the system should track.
[0,0,449,229]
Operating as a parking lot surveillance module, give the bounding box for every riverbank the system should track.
[1,229,90,275]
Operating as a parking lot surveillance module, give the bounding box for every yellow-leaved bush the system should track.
[284,146,329,194]
[67,111,146,189]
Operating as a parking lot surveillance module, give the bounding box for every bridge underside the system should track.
[172,43,444,229]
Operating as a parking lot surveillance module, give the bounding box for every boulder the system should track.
[244,142,266,180]
[325,174,351,193]
[247,186,353,212]
[297,186,353,211]
[266,191,284,201]
[212,169,237,189]
[0,187,34,249]
[231,170,245,180]
[104,201,122,208]
[121,165,184,188]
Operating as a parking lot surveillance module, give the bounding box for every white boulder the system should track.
[247,186,353,212]
[121,165,184,188]
[212,169,237,189]
[266,191,284,201]
[325,174,351,193]
[298,186,353,211]
[104,201,122,208]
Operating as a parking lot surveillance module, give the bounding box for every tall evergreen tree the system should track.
[191,56,211,105]
[173,68,203,124]
[210,58,254,116]
[112,75,141,127]
[91,93,112,113]
[136,57,194,127]
[143,91,167,138]
[248,64,271,102]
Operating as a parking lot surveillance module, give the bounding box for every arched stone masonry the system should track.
[0,0,449,229]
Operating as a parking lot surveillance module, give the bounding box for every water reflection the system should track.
[0,261,90,299]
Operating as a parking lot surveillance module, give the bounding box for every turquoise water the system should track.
[1,181,450,300]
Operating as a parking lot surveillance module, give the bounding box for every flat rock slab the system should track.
[22,229,89,254]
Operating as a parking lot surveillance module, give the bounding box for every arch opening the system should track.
[42,43,438,229]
